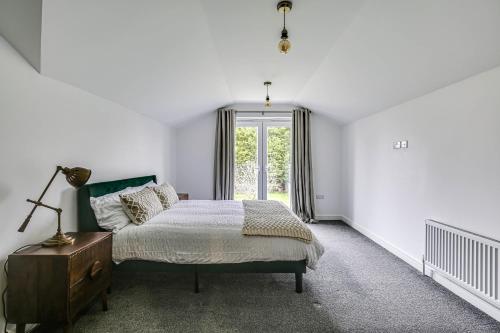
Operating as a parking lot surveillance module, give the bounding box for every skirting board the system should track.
[315,215,344,221]
[340,215,500,322]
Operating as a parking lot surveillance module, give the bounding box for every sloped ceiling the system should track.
[0,0,42,71]
[31,0,500,124]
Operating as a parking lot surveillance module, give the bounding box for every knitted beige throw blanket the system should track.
[242,200,313,243]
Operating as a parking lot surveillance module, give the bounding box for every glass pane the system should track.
[235,126,259,200]
[266,126,291,206]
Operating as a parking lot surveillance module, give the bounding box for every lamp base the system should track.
[42,231,75,247]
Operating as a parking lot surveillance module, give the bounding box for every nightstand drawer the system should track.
[69,234,112,287]
[69,266,110,317]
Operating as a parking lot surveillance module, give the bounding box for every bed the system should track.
[77,175,324,293]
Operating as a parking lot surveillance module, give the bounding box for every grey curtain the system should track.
[291,107,315,222]
[214,108,236,200]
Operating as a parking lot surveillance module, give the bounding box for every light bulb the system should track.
[265,96,271,107]
[278,39,291,54]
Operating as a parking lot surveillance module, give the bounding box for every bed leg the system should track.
[194,271,200,293]
[295,272,303,293]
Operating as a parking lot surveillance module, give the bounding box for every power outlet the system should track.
[316,194,325,200]
[393,140,409,149]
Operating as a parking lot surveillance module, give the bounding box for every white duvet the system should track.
[113,200,324,269]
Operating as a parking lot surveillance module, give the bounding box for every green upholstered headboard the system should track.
[77,175,157,231]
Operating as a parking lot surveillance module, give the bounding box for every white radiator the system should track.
[424,219,500,308]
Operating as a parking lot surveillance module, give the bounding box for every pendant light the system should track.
[277,1,292,54]
[264,81,272,107]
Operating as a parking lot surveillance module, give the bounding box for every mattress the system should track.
[112,200,324,269]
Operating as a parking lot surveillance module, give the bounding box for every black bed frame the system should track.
[76,175,306,293]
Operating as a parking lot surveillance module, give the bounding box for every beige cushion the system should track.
[150,183,179,210]
[119,187,163,225]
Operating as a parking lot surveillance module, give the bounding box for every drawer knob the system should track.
[89,260,103,280]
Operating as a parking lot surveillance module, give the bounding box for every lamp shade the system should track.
[61,167,91,187]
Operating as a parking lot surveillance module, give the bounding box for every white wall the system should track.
[341,66,500,264]
[175,112,216,199]
[175,110,343,217]
[311,114,342,218]
[0,37,175,330]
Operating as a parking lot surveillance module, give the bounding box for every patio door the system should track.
[235,120,291,206]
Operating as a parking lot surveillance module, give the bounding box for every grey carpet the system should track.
[71,221,500,333]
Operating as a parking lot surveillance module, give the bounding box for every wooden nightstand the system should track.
[7,232,112,333]
[177,193,189,200]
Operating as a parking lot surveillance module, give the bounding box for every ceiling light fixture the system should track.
[264,81,272,107]
[277,1,292,54]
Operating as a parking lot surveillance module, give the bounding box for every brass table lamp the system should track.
[18,165,91,247]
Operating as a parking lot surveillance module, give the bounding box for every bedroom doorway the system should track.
[235,119,291,206]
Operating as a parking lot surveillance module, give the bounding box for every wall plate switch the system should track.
[401,140,408,148]
[393,141,401,149]
[316,194,325,200]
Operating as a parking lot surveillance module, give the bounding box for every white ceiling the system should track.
[39,0,500,125]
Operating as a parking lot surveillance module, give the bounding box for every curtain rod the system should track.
[235,110,292,113]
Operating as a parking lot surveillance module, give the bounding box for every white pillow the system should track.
[90,181,155,232]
